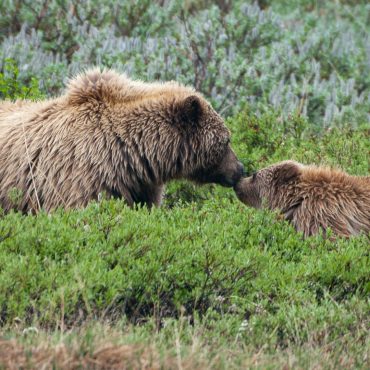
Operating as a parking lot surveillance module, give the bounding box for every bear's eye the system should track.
[252,172,257,181]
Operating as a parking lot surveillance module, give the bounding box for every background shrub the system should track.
[0,58,43,100]
[0,0,369,125]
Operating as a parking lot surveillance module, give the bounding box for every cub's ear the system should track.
[274,162,301,187]
[174,95,203,126]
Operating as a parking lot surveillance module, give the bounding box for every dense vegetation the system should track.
[1,0,369,124]
[0,0,369,369]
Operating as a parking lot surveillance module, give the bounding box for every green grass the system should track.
[0,111,369,369]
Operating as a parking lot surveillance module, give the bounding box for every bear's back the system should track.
[66,68,197,108]
[0,100,56,139]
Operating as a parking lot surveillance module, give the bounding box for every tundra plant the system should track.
[1,1,369,125]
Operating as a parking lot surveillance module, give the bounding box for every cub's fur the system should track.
[234,161,370,237]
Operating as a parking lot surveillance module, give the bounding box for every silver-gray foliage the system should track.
[0,1,369,126]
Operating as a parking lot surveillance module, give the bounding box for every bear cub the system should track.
[234,160,370,238]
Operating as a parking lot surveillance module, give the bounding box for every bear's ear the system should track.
[174,95,203,126]
[274,162,301,187]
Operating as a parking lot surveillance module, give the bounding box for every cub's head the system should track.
[173,95,244,187]
[234,160,303,209]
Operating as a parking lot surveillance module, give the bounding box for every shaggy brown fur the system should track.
[0,68,244,212]
[234,160,370,237]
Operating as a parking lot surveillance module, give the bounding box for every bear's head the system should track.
[67,70,244,190]
[171,95,244,187]
[234,160,303,210]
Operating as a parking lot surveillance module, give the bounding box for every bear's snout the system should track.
[233,160,246,185]
[189,151,245,188]
[216,158,245,187]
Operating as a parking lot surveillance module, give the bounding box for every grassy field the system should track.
[0,0,369,369]
[0,112,368,369]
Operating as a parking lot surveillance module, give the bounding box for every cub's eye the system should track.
[252,172,257,181]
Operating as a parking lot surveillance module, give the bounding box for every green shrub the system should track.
[0,198,368,330]
[0,58,43,100]
[228,108,370,174]
[0,110,368,329]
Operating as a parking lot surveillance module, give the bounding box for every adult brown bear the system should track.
[234,160,370,238]
[0,69,244,212]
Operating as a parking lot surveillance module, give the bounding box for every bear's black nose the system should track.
[241,165,248,177]
[235,161,245,181]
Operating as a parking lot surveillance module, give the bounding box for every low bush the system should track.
[0,197,369,331]
[0,108,368,341]
[0,58,43,100]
